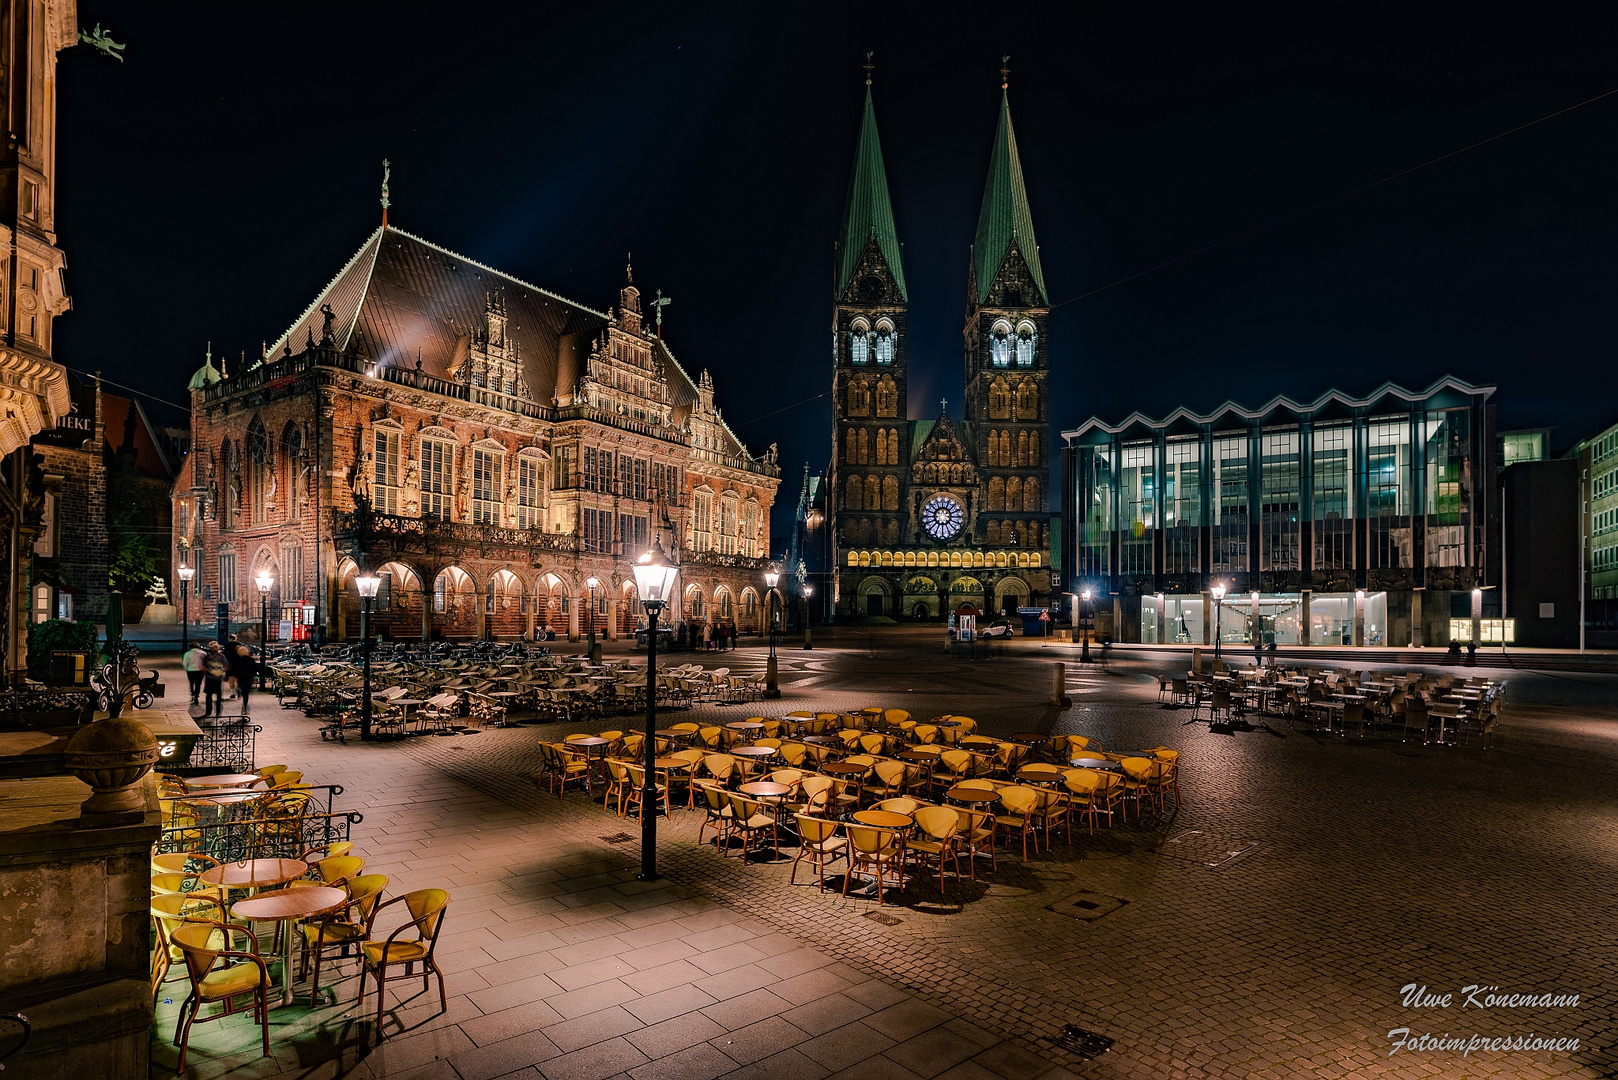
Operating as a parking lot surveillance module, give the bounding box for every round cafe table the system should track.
[1069,756,1122,772]
[739,781,790,800]
[802,735,841,747]
[725,721,764,733]
[232,885,348,1007]
[731,745,776,759]
[821,761,867,778]
[897,748,939,763]
[1010,732,1049,745]
[655,728,695,742]
[199,858,307,891]
[852,809,912,829]
[184,773,265,791]
[565,737,611,795]
[945,785,1000,807]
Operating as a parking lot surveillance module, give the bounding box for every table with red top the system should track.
[232,884,348,1007]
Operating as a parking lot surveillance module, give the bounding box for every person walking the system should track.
[201,642,228,718]
[227,634,256,712]
[180,642,207,703]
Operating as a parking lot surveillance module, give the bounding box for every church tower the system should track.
[830,70,909,564]
[963,80,1050,556]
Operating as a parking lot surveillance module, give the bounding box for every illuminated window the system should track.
[1015,323,1036,366]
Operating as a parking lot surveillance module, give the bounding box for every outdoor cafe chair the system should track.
[606,759,633,817]
[170,919,272,1072]
[299,873,388,1007]
[932,749,974,794]
[725,791,780,860]
[1118,757,1158,817]
[862,760,908,806]
[790,814,846,891]
[906,805,963,891]
[877,797,924,817]
[993,786,1041,860]
[956,805,996,878]
[289,854,365,891]
[698,784,734,850]
[624,763,669,819]
[356,889,450,1043]
[794,774,836,816]
[843,822,907,904]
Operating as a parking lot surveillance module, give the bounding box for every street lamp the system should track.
[356,573,381,740]
[586,576,600,662]
[1211,581,1227,659]
[801,583,814,650]
[631,539,679,880]
[763,565,781,698]
[254,571,274,687]
[177,565,195,654]
[1080,589,1092,663]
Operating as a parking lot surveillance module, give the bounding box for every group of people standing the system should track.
[179,635,260,717]
[671,620,738,651]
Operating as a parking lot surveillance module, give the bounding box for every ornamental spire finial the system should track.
[864,51,874,87]
[1000,55,1010,90]
[380,158,391,227]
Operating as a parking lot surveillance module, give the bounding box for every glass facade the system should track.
[1063,377,1495,648]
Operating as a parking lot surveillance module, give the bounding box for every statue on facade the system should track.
[352,452,372,501]
[79,24,125,61]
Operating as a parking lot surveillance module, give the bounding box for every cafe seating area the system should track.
[266,650,767,741]
[150,765,451,1070]
[1170,661,1505,746]
[538,709,1181,906]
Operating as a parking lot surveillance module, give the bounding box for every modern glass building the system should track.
[1059,376,1497,648]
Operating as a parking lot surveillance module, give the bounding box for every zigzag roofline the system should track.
[1060,375,1497,442]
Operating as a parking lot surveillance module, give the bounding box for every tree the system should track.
[107,504,159,596]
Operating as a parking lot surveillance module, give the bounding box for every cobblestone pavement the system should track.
[151,630,1618,1078]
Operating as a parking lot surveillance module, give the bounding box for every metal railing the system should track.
[159,808,362,864]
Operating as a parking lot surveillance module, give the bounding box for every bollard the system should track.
[1051,662,1072,707]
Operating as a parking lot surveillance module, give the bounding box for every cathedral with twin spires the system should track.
[830,70,1051,621]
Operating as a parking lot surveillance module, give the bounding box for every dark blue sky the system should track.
[57,3,1618,544]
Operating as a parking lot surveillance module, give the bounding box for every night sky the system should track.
[56,4,1618,542]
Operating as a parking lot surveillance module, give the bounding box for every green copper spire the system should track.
[971,90,1046,305]
[836,85,907,302]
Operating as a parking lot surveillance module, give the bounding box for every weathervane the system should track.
[79,23,124,62]
[651,289,672,338]
[864,51,874,86]
[380,159,391,226]
[1000,55,1010,90]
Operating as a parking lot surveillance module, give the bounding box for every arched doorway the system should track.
[432,566,477,639]
[535,572,569,638]
[488,569,524,639]
[858,576,891,617]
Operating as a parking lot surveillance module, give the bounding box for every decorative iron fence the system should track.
[159,809,363,863]
[175,716,261,774]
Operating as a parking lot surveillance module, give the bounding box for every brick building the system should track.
[829,78,1052,622]
[173,224,779,642]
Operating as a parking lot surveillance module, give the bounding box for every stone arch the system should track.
[994,575,1031,616]
[1024,479,1041,512]
[882,475,899,511]
[740,587,760,632]
[535,571,570,636]
[1016,377,1039,421]
[987,477,1005,511]
[988,377,1011,420]
[857,575,892,618]
[875,374,898,418]
[1006,476,1023,510]
[486,568,524,638]
[684,582,708,622]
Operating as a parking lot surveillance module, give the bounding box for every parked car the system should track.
[980,620,1014,639]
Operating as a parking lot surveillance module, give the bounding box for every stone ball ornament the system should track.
[63,716,159,827]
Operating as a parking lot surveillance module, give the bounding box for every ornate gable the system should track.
[840,235,904,305]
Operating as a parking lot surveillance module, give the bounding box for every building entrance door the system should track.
[865,594,885,617]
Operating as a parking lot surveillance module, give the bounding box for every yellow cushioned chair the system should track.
[171,920,271,1072]
[356,888,450,1042]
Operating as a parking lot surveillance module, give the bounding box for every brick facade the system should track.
[174,227,779,642]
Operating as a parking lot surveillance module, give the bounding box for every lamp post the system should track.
[631,539,679,880]
[177,565,195,655]
[1080,589,1092,663]
[586,576,599,662]
[1211,581,1227,659]
[356,573,381,740]
[254,572,274,687]
[801,583,813,650]
[763,565,780,698]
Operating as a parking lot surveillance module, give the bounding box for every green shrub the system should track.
[26,619,103,683]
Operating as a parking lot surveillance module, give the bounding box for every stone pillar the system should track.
[477,592,488,641]
[569,597,580,642]
[1410,590,1423,647]
[1300,589,1312,646]
[421,584,433,641]
[607,598,620,640]
[526,596,537,641]
[1201,590,1212,645]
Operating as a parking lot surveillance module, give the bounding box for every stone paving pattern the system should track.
[151,629,1617,1078]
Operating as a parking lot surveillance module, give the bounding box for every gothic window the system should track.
[989,378,1010,420]
[950,463,962,485]
[874,320,895,364]
[283,424,304,521]
[858,428,870,464]
[1024,480,1041,512]
[874,429,887,466]
[374,428,401,515]
[883,475,899,511]
[1007,476,1023,510]
[850,319,871,364]
[847,377,870,416]
[1015,322,1037,367]
[741,500,759,557]
[217,550,238,603]
[282,543,303,602]
[997,430,1011,466]
[1016,378,1039,421]
[693,489,714,551]
[986,520,1001,544]
[472,447,503,524]
[1016,430,1029,468]
[247,419,270,524]
[846,474,862,511]
[875,375,898,418]
[886,428,898,465]
[420,436,454,519]
[517,452,544,529]
[990,321,1013,367]
[988,476,1005,511]
[845,428,859,465]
